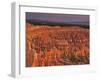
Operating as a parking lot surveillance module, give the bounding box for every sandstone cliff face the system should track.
[26,23,89,67]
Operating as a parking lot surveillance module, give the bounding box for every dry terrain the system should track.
[26,23,89,67]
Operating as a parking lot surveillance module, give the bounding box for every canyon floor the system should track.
[26,23,89,67]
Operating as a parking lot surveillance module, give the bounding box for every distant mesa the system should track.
[26,19,89,29]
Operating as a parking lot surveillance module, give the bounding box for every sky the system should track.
[26,12,89,25]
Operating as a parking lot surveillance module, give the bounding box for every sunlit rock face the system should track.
[26,23,89,67]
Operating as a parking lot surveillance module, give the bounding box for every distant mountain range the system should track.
[26,19,89,29]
